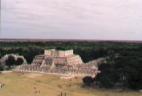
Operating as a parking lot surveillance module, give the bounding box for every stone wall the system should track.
[44,49,54,56]
[66,55,83,65]
[64,50,73,57]
[44,49,73,57]
[15,63,99,78]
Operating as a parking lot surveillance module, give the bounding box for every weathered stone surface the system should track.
[15,49,102,77]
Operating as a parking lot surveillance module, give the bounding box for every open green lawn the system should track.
[0,72,141,96]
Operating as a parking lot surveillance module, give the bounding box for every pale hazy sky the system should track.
[1,0,142,40]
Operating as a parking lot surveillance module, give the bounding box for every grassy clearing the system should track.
[0,72,141,96]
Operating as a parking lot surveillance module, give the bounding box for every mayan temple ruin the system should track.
[15,49,101,78]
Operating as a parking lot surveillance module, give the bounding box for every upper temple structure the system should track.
[15,49,104,78]
[31,49,83,69]
[40,49,83,67]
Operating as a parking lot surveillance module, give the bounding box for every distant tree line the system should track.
[0,41,142,90]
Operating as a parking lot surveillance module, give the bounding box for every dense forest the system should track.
[0,41,142,90]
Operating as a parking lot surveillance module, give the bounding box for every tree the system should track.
[0,63,4,71]
[82,76,94,86]
[114,56,142,90]
[16,57,24,65]
[95,63,118,88]
[5,55,16,68]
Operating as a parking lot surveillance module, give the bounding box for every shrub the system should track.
[5,55,16,68]
[82,76,94,86]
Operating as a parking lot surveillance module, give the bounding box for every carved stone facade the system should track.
[35,49,83,67]
[15,49,101,78]
[44,49,74,57]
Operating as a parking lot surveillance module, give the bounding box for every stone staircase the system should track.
[31,55,45,65]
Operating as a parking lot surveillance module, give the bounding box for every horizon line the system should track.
[0,38,142,43]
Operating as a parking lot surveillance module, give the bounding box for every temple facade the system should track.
[15,49,101,78]
[31,49,83,67]
[44,49,83,66]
